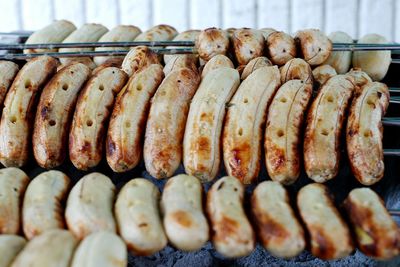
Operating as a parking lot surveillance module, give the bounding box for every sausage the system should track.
[251,181,305,258]
[259,28,277,40]
[352,34,391,81]
[0,61,19,106]
[164,29,201,65]
[312,64,337,86]
[65,173,116,239]
[163,55,198,76]
[347,68,372,88]
[196,28,230,62]
[304,75,355,182]
[69,67,128,170]
[265,80,313,185]
[297,183,354,260]
[144,68,200,178]
[183,67,240,182]
[265,31,296,66]
[343,188,400,259]
[106,64,164,172]
[240,56,272,80]
[231,28,264,65]
[134,24,177,42]
[295,29,332,66]
[0,167,29,235]
[223,66,281,184]
[70,231,127,267]
[24,20,76,54]
[121,46,160,77]
[11,229,78,267]
[59,23,108,69]
[324,31,353,74]
[0,235,26,267]
[346,82,389,185]
[0,56,58,167]
[22,170,70,239]
[280,58,313,84]
[161,174,209,251]
[33,63,91,169]
[207,176,255,258]
[94,25,142,66]
[115,178,167,256]
[201,54,234,79]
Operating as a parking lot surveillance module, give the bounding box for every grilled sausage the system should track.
[280,58,313,84]
[163,55,197,76]
[297,183,354,260]
[265,31,296,66]
[347,68,372,88]
[346,82,389,185]
[343,188,400,259]
[0,167,29,234]
[201,54,234,79]
[59,23,108,69]
[352,34,391,81]
[106,64,164,172]
[265,80,313,185]
[11,229,78,267]
[304,75,355,182]
[65,173,116,239]
[295,29,332,66]
[183,67,240,182]
[231,28,264,65]
[164,29,201,64]
[0,235,26,267]
[0,61,19,106]
[161,174,209,251]
[94,25,142,66]
[312,64,337,86]
[252,181,305,258]
[240,56,272,80]
[115,178,167,256]
[69,67,127,170]
[324,31,353,74]
[207,176,255,258]
[22,170,70,240]
[70,231,127,267]
[134,24,177,42]
[144,68,200,178]
[196,28,230,62]
[121,46,160,77]
[0,56,58,167]
[33,63,91,168]
[223,66,281,184]
[24,20,76,54]
[259,28,277,40]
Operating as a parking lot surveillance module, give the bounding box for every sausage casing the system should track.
[312,64,337,86]
[164,30,201,64]
[115,178,167,256]
[22,170,70,239]
[251,181,305,258]
[134,24,177,42]
[65,173,116,239]
[163,55,197,76]
[295,29,332,66]
[343,188,400,259]
[207,176,255,258]
[346,82,389,185]
[280,58,313,84]
[11,229,78,267]
[240,56,272,80]
[196,28,230,62]
[0,235,26,267]
[71,231,127,267]
[144,68,200,178]
[0,61,19,105]
[0,56,58,167]
[161,174,209,251]
[265,31,296,66]
[304,75,355,182]
[297,183,354,260]
[223,66,281,184]
[121,46,160,77]
[0,167,29,234]
[69,67,127,170]
[33,63,91,168]
[231,28,264,65]
[265,80,313,185]
[324,31,353,74]
[201,54,234,79]
[183,67,240,182]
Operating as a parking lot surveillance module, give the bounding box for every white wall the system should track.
[0,0,398,41]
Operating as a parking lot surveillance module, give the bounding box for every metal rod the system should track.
[383,117,400,127]
[0,47,195,60]
[388,209,400,216]
[389,87,400,93]
[332,43,400,51]
[383,149,400,156]
[390,96,400,104]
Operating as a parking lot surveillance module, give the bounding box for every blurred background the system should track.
[0,0,398,41]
